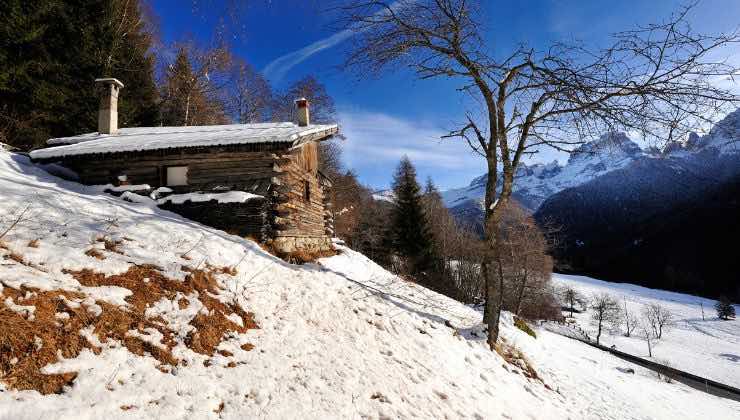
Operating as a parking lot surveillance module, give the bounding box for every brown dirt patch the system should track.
[1,265,258,395]
[0,286,88,394]
[278,248,338,265]
[495,342,543,383]
[68,265,258,355]
[97,237,123,254]
[85,248,105,260]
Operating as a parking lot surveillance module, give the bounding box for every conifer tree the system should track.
[390,156,436,276]
[715,296,736,320]
[0,0,160,149]
[160,45,231,126]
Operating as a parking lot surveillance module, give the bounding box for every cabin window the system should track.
[166,166,188,186]
[303,180,311,202]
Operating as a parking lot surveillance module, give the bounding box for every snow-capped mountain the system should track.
[442,109,740,229]
[533,109,740,300]
[441,132,646,229]
[663,108,740,156]
[371,188,395,202]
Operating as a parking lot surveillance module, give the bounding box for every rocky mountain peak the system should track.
[567,132,643,165]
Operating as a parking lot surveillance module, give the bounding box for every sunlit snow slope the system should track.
[553,273,740,388]
[0,148,738,419]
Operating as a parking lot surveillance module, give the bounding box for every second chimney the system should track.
[295,97,310,127]
[95,78,124,134]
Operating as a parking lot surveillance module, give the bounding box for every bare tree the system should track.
[590,293,622,345]
[338,0,740,349]
[273,75,337,124]
[622,298,639,338]
[228,59,273,123]
[495,202,555,318]
[160,42,233,126]
[638,319,656,357]
[273,75,342,175]
[643,303,673,339]
[560,286,587,318]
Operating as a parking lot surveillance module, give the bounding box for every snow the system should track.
[1,148,739,419]
[156,191,263,205]
[4,296,36,320]
[442,111,740,214]
[93,183,151,193]
[665,109,740,156]
[31,123,339,159]
[371,189,395,202]
[442,132,644,212]
[553,273,740,389]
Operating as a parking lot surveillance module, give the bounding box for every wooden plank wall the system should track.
[56,141,332,241]
[63,145,288,196]
[272,141,328,238]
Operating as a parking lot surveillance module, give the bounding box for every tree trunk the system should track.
[184,91,191,126]
[482,150,514,350]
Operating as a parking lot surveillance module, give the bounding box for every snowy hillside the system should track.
[1,148,739,419]
[553,273,740,389]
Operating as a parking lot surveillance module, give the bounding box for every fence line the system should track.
[543,322,740,403]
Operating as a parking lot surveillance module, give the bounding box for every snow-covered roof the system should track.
[30,122,338,160]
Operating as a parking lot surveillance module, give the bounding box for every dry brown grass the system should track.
[0,286,89,394]
[2,248,47,272]
[3,252,25,265]
[67,266,257,357]
[1,265,258,394]
[97,237,123,254]
[495,341,542,382]
[27,239,40,248]
[278,248,338,265]
[245,236,337,264]
[84,248,105,260]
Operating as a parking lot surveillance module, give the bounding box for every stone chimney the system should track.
[295,97,310,127]
[95,78,124,134]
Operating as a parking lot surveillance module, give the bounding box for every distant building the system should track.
[30,78,338,253]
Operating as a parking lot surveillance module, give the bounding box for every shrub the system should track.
[514,316,537,339]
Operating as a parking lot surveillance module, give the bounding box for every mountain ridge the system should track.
[441,109,740,230]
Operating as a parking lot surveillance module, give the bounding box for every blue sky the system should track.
[151,0,740,190]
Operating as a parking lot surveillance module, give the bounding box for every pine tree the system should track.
[0,0,77,148]
[0,0,160,149]
[390,156,436,276]
[102,0,160,129]
[160,45,231,126]
[715,296,736,320]
[161,48,198,126]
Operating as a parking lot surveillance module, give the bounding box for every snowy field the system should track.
[1,148,739,419]
[553,273,740,388]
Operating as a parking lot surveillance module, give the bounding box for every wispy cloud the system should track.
[338,109,486,189]
[262,29,354,84]
[262,0,408,84]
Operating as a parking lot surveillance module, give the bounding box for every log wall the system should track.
[271,141,328,239]
[50,141,333,250]
[61,143,289,196]
[158,198,271,240]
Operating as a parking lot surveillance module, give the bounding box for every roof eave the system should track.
[291,126,340,148]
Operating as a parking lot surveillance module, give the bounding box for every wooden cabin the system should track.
[30,79,338,253]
